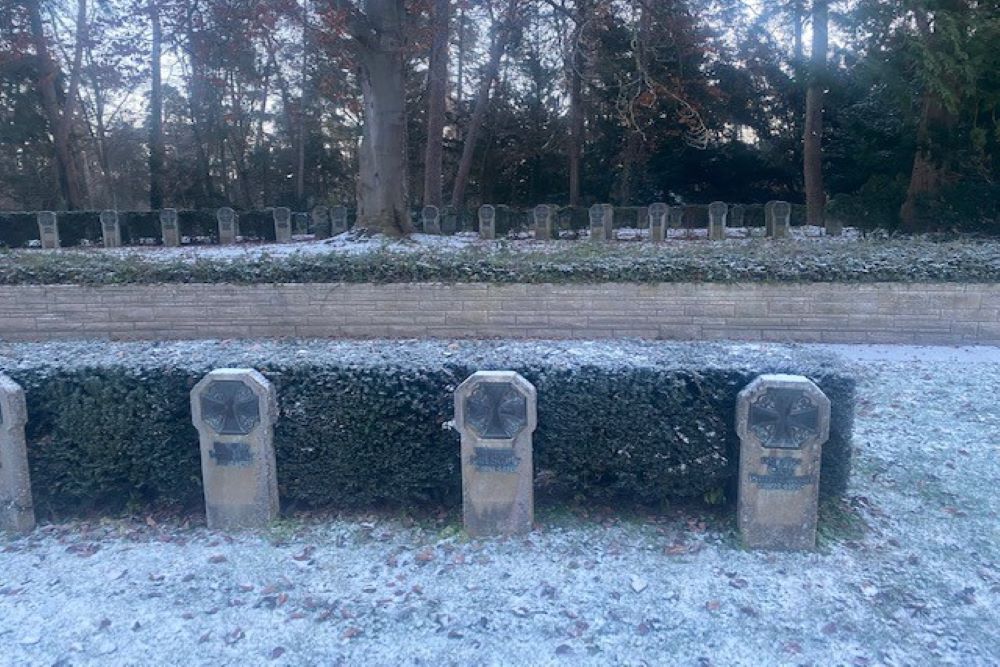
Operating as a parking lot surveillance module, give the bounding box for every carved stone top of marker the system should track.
[423,205,439,221]
[37,211,56,227]
[454,371,537,537]
[667,206,684,227]
[99,210,118,226]
[588,204,603,226]
[311,205,328,221]
[422,205,441,234]
[479,205,495,222]
[160,208,178,228]
[273,207,291,226]
[649,203,668,220]
[217,207,235,225]
[534,204,551,223]
[736,374,831,551]
[0,374,27,430]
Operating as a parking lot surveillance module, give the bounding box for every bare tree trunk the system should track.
[295,0,310,207]
[451,0,516,210]
[27,0,88,209]
[803,0,827,229]
[567,2,586,207]
[149,0,165,209]
[355,0,412,235]
[422,0,450,207]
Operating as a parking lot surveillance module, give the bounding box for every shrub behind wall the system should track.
[0,339,855,516]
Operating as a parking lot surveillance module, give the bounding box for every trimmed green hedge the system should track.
[0,238,999,285]
[0,340,854,516]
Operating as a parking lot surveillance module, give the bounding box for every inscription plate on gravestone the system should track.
[0,374,34,533]
[736,374,830,551]
[454,371,537,537]
[191,369,278,530]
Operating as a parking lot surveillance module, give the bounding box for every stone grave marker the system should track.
[293,212,309,235]
[191,369,279,530]
[601,203,614,240]
[667,205,684,230]
[708,201,728,240]
[331,206,348,236]
[311,206,331,239]
[100,210,122,248]
[273,207,292,243]
[764,201,777,237]
[588,204,603,241]
[533,204,554,241]
[441,205,457,235]
[648,203,668,242]
[730,204,746,229]
[478,205,496,240]
[454,371,537,537]
[422,205,441,235]
[0,374,34,534]
[37,211,59,249]
[736,374,830,551]
[160,208,180,246]
[772,201,791,239]
[216,207,237,244]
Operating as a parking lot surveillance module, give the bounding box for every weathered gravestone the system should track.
[311,206,330,240]
[667,205,684,230]
[730,204,746,229]
[293,212,309,236]
[534,204,554,241]
[160,208,180,246]
[601,203,614,240]
[100,210,122,248]
[454,371,537,537]
[331,206,348,236]
[0,374,34,534]
[441,205,457,235]
[764,201,777,237]
[589,204,613,241]
[771,201,791,239]
[216,207,237,245]
[191,369,279,530]
[37,211,59,249]
[478,205,496,240]
[273,207,292,243]
[422,205,441,235]
[648,203,668,242]
[708,201,728,240]
[736,374,830,551]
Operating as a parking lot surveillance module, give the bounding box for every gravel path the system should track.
[1,346,998,666]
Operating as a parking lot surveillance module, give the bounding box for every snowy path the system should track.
[1,347,998,666]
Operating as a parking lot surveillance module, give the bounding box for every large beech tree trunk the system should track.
[355,0,412,235]
[803,0,827,229]
[149,0,165,209]
[28,0,88,209]
[422,0,450,207]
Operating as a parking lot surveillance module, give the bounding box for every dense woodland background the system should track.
[1,0,998,234]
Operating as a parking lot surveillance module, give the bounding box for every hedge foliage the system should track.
[0,340,855,516]
[0,238,999,285]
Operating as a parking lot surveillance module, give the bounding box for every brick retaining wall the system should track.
[0,283,996,345]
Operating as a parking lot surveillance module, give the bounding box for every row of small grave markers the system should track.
[0,369,830,551]
[33,202,795,249]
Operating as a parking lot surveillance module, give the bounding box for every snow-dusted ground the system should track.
[15,225,863,263]
[1,345,997,666]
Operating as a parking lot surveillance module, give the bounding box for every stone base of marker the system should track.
[0,374,34,533]
[160,209,180,246]
[736,374,831,551]
[455,371,537,537]
[191,369,279,530]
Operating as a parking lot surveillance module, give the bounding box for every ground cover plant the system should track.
[1,237,999,285]
[0,339,854,516]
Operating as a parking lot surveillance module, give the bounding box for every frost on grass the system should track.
[0,347,997,665]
